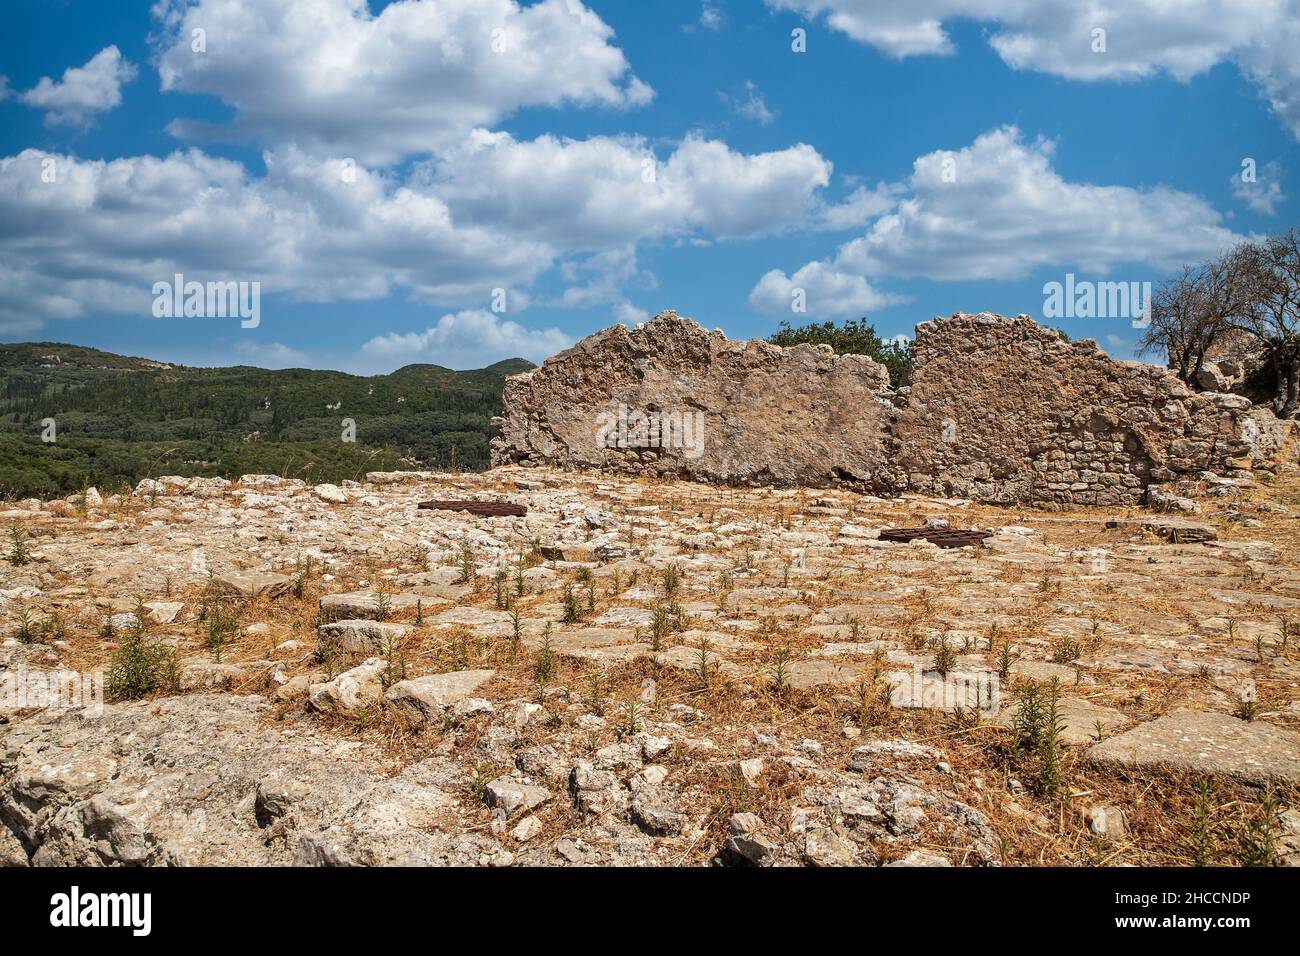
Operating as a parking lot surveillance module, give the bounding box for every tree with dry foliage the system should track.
[1141,247,1254,386]
[1144,229,1299,418]
[1238,228,1300,418]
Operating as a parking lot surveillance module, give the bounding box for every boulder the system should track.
[483,778,552,817]
[318,620,412,655]
[308,659,388,713]
[213,571,292,599]
[313,483,349,504]
[383,670,497,722]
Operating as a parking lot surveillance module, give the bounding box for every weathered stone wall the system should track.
[490,310,899,487]
[492,309,1293,506]
[896,313,1285,507]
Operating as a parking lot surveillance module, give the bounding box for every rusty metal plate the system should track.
[417,499,528,518]
[878,527,992,548]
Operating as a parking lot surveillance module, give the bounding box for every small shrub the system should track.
[931,636,956,677]
[769,645,791,695]
[509,607,522,659]
[1035,680,1066,797]
[205,601,239,662]
[7,523,30,566]
[694,635,714,688]
[562,584,584,624]
[13,609,37,645]
[1051,636,1081,664]
[624,698,641,736]
[494,567,510,610]
[106,627,179,701]
[1010,680,1046,751]
[996,641,1018,681]
[382,633,407,688]
[1234,697,1257,722]
[457,543,476,584]
[42,612,66,642]
[1237,791,1280,867]
[534,624,556,688]
[1189,778,1217,867]
[372,588,393,622]
[661,564,682,597]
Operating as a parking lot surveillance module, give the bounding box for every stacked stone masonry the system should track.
[491,310,1294,508]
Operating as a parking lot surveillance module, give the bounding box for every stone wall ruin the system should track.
[490,310,1294,508]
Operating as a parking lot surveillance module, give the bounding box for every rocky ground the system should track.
[2,466,1299,867]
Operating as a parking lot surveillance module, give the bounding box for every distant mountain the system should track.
[0,343,534,498]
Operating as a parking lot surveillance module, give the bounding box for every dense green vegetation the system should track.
[766,317,913,387]
[0,342,531,499]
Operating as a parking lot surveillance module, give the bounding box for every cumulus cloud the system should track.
[556,247,656,322]
[1231,160,1287,216]
[751,126,1243,312]
[18,46,137,127]
[766,0,1300,138]
[426,129,833,245]
[152,0,653,164]
[0,125,841,332]
[842,127,1241,280]
[0,147,554,330]
[748,260,907,318]
[817,183,900,230]
[360,309,573,368]
[661,135,831,239]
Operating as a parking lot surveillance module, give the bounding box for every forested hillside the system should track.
[0,343,531,498]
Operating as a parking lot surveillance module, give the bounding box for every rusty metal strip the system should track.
[417,499,528,517]
[878,527,992,548]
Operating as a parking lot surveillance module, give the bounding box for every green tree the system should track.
[767,317,912,387]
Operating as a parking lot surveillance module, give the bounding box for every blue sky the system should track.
[1,0,1297,372]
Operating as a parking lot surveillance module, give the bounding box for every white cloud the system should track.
[721,81,776,126]
[700,2,724,31]
[152,0,652,164]
[817,183,900,230]
[1238,19,1300,143]
[0,147,554,330]
[752,126,1243,310]
[612,301,651,325]
[844,127,1241,279]
[233,340,310,368]
[19,46,137,127]
[662,135,831,239]
[556,247,656,322]
[766,0,1300,138]
[360,309,573,368]
[1231,161,1287,216]
[427,129,834,244]
[0,125,841,333]
[748,260,907,318]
